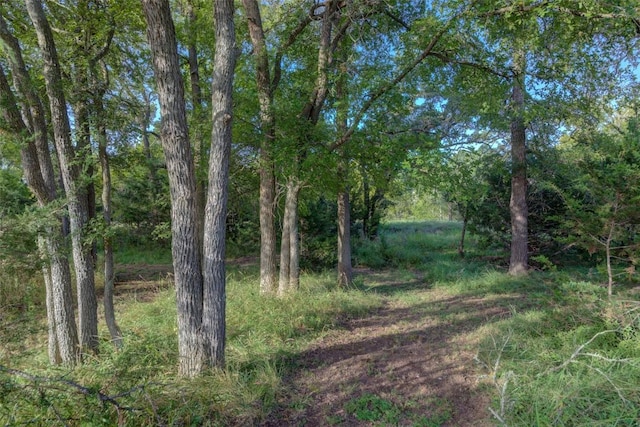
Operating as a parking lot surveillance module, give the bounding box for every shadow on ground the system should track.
[262,269,537,426]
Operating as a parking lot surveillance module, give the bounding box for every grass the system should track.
[2,220,640,425]
[0,262,383,426]
[354,222,640,426]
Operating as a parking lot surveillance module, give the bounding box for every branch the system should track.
[91,17,115,66]
[271,14,312,92]
[328,4,474,152]
[480,1,639,30]
[543,330,618,374]
[383,8,410,30]
[429,51,512,79]
[0,365,142,412]
[478,1,549,18]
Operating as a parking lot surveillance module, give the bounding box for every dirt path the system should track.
[265,270,507,426]
[112,263,502,425]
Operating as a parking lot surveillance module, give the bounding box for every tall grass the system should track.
[1,265,382,426]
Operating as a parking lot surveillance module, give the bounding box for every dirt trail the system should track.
[266,270,505,426]
[112,263,501,426]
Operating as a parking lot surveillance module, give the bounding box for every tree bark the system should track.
[142,0,204,377]
[362,167,372,238]
[26,0,99,354]
[201,0,236,368]
[278,1,342,293]
[337,186,352,286]
[458,217,468,258]
[186,0,207,262]
[336,56,352,287]
[72,82,97,266]
[259,150,278,294]
[140,89,160,225]
[278,193,291,296]
[242,0,278,295]
[94,77,123,349]
[278,179,301,295]
[508,50,528,276]
[39,238,60,364]
[288,182,301,291]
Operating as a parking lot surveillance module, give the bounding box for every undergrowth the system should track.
[0,267,382,426]
[2,221,639,425]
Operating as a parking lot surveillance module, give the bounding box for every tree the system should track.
[142,0,204,375]
[562,115,640,296]
[0,65,79,366]
[201,0,236,367]
[420,0,639,275]
[0,12,80,364]
[435,148,493,257]
[241,0,283,295]
[26,0,99,354]
[508,47,528,275]
[142,0,235,375]
[93,57,123,348]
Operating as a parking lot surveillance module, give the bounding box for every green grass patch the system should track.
[344,393,401,424]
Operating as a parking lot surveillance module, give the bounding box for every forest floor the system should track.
[113,263,498,426]
[262,268,499,426]
[5,223,636,426]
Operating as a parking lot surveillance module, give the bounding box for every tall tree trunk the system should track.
[201,0,236,368]
[0,46,79,366]
[26,0,99,355]
[259,151,278,294]
[95,83,123,349]
[362,167,371,238]
[46,233,81,364]
[39,238,60,364]
[337,185,352,286]
[278,190,291,296]
[242,0,278,295]
[336,58,352,287]
[140,90,160,224]
[278,179,301,295]
[288,182,301,291]
[508,50,528,276]
[186,0,206,261]
[72,91,97,266]
[458,216,468,258]
[142,0,204,377]
[279,1,340,293]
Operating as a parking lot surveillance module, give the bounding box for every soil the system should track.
[263,269,506,427]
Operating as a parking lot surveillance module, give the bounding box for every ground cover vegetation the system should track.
[1,0,640,424]
[1,223,639,425]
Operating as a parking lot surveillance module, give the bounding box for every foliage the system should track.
[299,196,337,270]
[110,145,171,245]
[559,115,640,292]
[0,168,38,281]
[3,222,640,425]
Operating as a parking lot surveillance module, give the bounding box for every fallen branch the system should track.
[0,365,142,413]
[542,329,618,375]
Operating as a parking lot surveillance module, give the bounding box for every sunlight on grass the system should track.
[2,221,639,425]
[0,267,383,426]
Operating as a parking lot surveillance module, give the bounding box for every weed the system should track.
[344,393,401,424]
[410,397,453,427]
